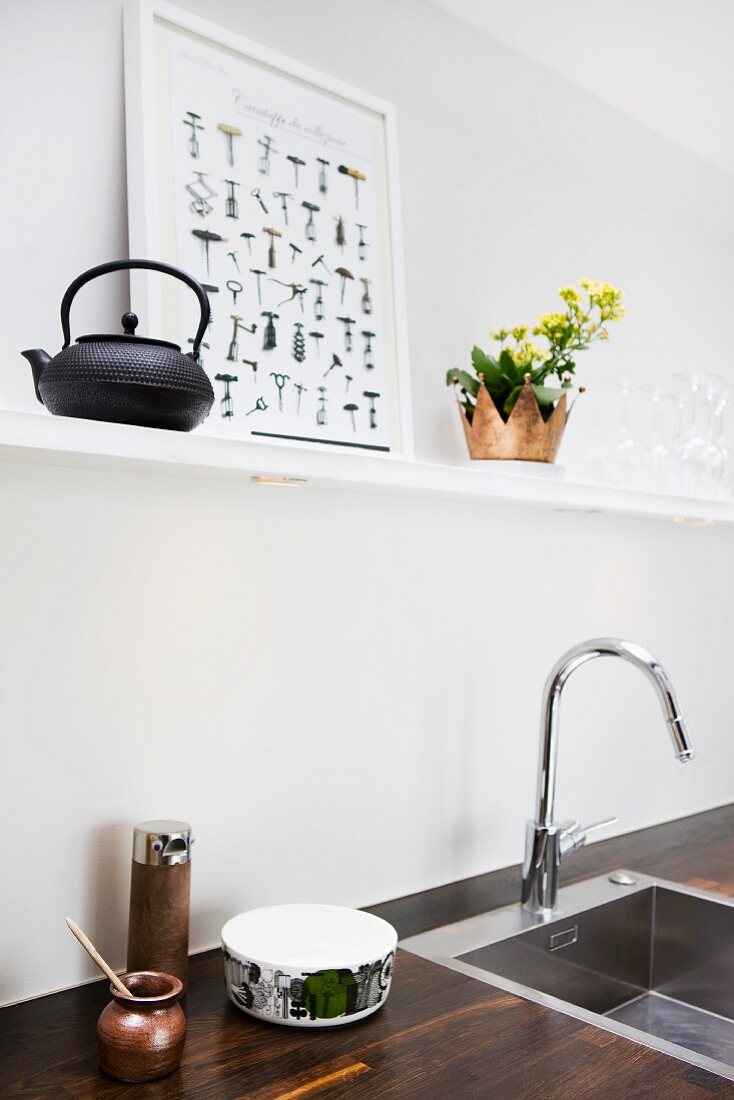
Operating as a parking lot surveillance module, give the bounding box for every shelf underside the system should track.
[0,410,732,526]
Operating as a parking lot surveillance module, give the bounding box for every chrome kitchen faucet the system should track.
[522,638,695,916]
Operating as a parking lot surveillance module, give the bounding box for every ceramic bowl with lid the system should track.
[221,904,397,1027]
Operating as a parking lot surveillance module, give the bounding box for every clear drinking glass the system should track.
[583,373,734,500]
[669,374,726,498]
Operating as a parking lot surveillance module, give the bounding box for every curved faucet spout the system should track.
[536,638,694,828]
[523,637,694,916]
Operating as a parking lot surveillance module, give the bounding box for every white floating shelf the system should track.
[0,409,733,526]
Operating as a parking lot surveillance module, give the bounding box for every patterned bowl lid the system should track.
[221,904,397,972]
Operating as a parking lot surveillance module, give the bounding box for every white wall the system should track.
[433,0,734,177]
[1,0,733,1005]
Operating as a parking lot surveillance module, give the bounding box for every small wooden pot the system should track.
[97,971,186,1083]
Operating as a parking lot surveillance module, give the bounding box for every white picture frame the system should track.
[123,0,413,458]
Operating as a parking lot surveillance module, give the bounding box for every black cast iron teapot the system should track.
[23,259,214,432]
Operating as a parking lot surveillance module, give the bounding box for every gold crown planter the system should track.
[456,374,567,463]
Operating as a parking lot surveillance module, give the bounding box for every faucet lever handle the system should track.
[585,815,619,835]
[559,815,618,862]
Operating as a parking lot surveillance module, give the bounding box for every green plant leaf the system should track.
[531,384,563,406]
[446,368,479,396]
[471,346,503,387]
[503,384,523,415]
[470,345,494,371]
[499,349,521,386]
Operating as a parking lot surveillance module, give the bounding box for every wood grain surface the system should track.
[126,861,191,987]
[2,805,734,1099]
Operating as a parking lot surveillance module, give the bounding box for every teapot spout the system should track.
[21,349,52,404]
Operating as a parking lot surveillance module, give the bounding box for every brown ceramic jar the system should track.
[97,971,186,1083]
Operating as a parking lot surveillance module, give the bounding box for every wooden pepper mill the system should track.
[127,820,193,990]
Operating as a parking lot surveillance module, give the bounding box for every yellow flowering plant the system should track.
[447,280,625,423]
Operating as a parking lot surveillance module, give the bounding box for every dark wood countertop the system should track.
[3,805,734,1099]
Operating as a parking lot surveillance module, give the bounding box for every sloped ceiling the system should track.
[430,0,734,177]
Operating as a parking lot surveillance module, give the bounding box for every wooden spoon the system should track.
[65,917,133,998]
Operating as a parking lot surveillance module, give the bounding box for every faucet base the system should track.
[521,821,562,915]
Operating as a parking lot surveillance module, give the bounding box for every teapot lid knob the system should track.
[121,312,139,335]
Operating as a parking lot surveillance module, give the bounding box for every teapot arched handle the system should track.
[60,259,210,357]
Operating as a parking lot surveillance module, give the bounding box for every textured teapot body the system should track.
[22,260,214,432]
[25,337,214,431]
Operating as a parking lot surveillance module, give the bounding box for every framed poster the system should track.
[123,0,413,457]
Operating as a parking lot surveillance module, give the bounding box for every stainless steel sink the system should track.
[401,871,734,1081]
